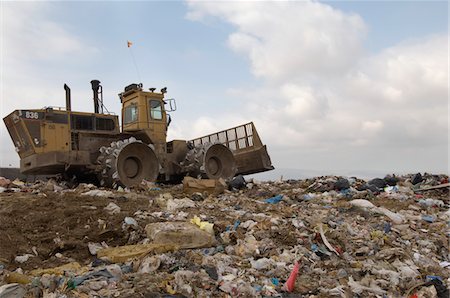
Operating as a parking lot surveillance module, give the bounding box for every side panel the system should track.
[42,122,70,152]
[3,111,36,158]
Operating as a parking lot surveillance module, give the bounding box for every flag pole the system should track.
[127,41,142,83]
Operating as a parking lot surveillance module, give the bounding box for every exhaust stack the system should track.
[64,84,71,111]
[91,80,101,113]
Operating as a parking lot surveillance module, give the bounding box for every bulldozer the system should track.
[3,80,273,187]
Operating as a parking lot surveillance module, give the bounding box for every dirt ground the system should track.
[0,190,153,271]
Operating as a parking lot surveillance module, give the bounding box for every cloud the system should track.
[282,84,329,119]
[187,1,366,81]
[185,1,448,173]
[362,120,383,133]
[2,2,97,65]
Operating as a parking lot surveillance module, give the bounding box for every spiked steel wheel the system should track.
[180,143,236,180]
[97,137,159,188]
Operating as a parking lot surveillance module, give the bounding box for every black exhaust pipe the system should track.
[91,80,101,113]
[64,84,71,111]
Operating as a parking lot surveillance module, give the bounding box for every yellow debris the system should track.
[4,272,32,284]
[371,230,384,239]
[30,262,87,276]
[97,243,179,263]
[190,215,214,235]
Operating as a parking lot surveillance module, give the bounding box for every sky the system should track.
[0,1,448,179]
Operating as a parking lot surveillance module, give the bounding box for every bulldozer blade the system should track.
[234,145,273,175]
[189,122,274,177]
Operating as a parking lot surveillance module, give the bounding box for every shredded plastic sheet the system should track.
[318,224,340,256]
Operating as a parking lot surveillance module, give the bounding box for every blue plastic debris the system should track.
[233,220,241,230]
[226,220,241,232]
[384,185,399,193]
[271,277,279,286]
[339,188,352,197]
[426,275,443,282]
[422,215,435,223]
[67,268,116,287]
[383,222,391,233]
[214,245,224,253]
[264,194,283,204]
[302,193,315,201]
[120,264,133,274]
[312,243,332,256]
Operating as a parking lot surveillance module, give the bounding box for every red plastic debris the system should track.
[335,245,343,255]
[283,261,300,292]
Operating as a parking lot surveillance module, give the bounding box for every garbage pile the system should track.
[0,173,448,297]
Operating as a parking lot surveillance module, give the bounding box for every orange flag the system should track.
[127,41,133,48]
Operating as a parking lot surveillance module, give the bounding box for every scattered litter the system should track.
[0,283,26,298]
[229,175,246,190]
[14,254,34,264]
[104,202,121,215]
[4,272,32,284]
[421,214,435,223]
[0,172,448,297]
[166,198,195,211]
[0,176,11,187]
[190,215,214,234]
[182,176,226,194]
[82,189,115,197]
[30,262,85,276]
[264,194,283,204]
[122,216,138,229]
[283,261,300,292]
[97,243,178,263]
[138,255,161,273]
[318,224,340,256]
[146,221,216,249]
[349,199,376,208]
[414,182,450,192]
[88,242,108,255]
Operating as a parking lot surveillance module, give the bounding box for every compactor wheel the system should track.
[203,143,236,179]
[181,143,236,180]
[97,137,159,188]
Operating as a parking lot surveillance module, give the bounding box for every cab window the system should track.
[124,104,138,124]
[150,100,163,120]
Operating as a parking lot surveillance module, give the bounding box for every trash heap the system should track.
[0,173,448,297]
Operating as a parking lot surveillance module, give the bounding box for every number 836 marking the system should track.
[25,111,39,119]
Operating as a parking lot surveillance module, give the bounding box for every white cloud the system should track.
[187,1,366,81]
[2,2,97,65]
[282,84,329,119]
[362,120,383,133]
[186,1,448,173]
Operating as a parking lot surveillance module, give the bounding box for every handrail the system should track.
[190,122,263,152]
[42,106,116,115]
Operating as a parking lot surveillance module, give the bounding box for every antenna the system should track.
[127,40,142,83]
